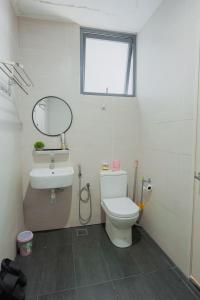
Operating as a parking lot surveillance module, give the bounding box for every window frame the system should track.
[80,27,137,97]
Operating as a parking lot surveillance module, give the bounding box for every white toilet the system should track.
[100,170,139,248]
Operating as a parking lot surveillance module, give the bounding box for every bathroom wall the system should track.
[0,0,24,261]
[137,0,200,275]
[17,18,140,230]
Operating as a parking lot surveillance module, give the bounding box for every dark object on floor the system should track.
[1,259,27,287]
[0,259,27,300]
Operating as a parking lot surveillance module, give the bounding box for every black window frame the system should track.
[80,27,137,97]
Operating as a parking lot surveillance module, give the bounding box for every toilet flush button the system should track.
[101,104,106,111]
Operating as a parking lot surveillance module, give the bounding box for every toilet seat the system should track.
[102,197,139,219]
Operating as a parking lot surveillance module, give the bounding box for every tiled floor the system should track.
[16,224,200,300]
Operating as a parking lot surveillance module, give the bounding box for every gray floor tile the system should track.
[130,238,172,273]
[100,225,172,280]
[76,282,117,300]
[101,239,141,280]
[39,289,77,300]
[16,242,75,297]
[38,282,117,300]
[114,274,157,299]
[86,224,108,243]
[114,269,198,300]
[148,268,198,300]
[173,267,200,299]
[140,228,174,267]
[15,224,200,300]
[33,228,72,249]
[73,237,110,287]
[72,224,107,244]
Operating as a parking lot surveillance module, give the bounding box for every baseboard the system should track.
[190,276,200,290]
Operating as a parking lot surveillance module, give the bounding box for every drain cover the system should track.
[76,228,88,237]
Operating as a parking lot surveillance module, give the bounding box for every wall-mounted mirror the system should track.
[32,96,73,136]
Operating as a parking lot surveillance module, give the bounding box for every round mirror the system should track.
[32,96,73,136]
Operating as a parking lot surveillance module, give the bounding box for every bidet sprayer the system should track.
[78,164,82,177]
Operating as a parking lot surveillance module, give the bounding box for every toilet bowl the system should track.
[100,170,139,248]
[101,197,139,248]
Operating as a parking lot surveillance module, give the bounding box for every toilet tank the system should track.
[100,170,128,199]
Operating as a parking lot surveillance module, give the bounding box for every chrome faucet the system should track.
[60,133,65,149]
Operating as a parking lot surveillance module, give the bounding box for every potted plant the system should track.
[34,141,45,151]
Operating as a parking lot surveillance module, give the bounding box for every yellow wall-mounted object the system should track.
[139,202,145,210]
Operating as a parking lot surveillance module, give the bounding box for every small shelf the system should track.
[33,149,69,156]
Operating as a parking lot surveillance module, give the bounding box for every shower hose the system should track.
[78,165,92,225]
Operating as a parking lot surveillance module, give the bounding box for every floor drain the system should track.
[76,228,88,237]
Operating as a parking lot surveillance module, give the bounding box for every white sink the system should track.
[30,167,74,189]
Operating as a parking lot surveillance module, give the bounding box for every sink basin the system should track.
[30,167,74,189]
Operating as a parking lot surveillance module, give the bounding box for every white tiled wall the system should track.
[1,0,198,273]
[137,0,200,276]
[0,0,24,261]
[17,18,140,230]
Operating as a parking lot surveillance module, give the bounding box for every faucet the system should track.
[49,154,55,169]
[60,133,65,149]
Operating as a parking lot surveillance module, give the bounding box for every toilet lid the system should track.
[102,197,139,218]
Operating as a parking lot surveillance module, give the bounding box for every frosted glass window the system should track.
[128,52,134,95]
[80,28,136,96]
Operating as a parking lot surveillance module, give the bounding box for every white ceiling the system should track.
[11,0,163,33]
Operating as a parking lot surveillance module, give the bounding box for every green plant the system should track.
[34,141,45,150]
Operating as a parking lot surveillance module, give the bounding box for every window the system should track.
[80,28,136,97]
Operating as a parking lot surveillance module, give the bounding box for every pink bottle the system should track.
[111,160,120,171]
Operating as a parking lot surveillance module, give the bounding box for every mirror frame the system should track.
[32,96,73,137]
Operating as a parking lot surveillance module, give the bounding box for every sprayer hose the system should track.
[79,181,92,225]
